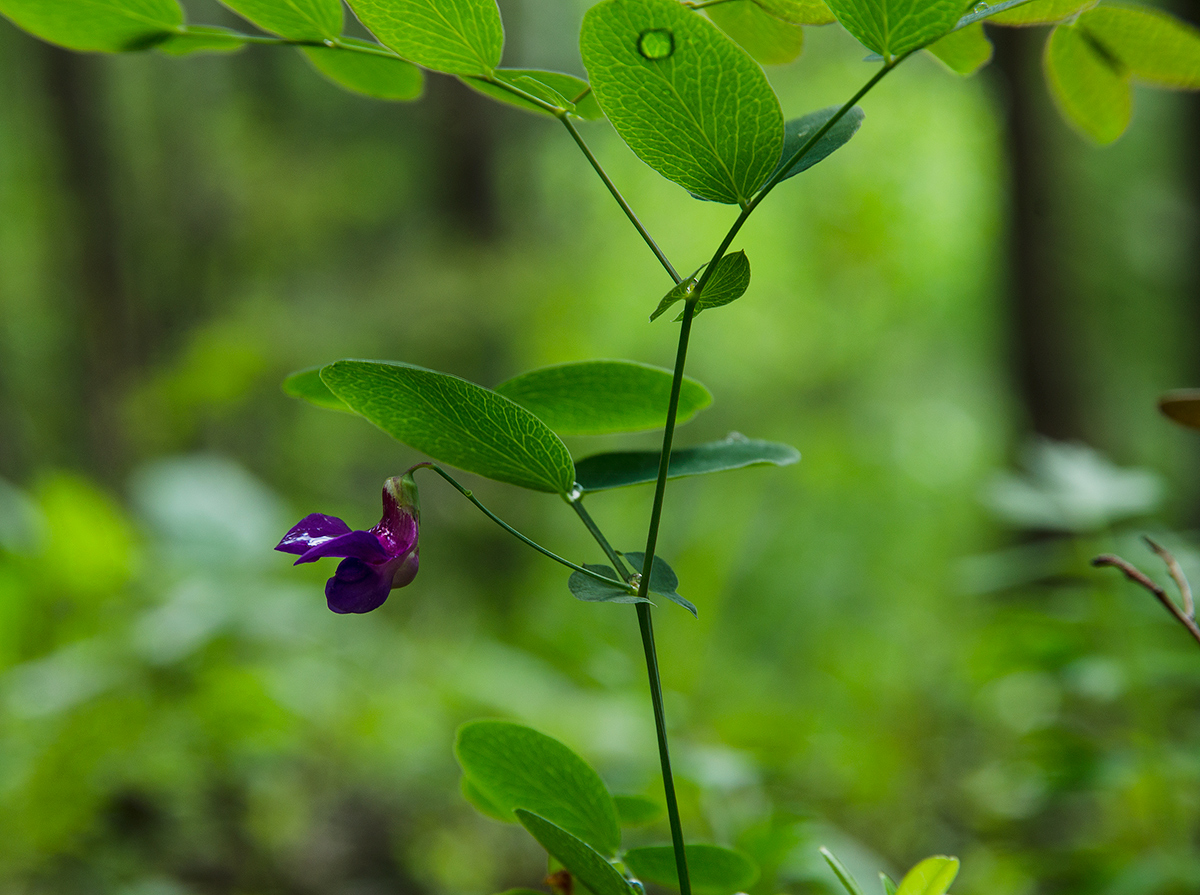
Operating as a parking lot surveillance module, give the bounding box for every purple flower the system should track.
[276,474,420,614]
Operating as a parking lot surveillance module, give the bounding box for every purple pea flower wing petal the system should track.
[295,529,391,566]
[276,513,352,555]
[326,558,393,613]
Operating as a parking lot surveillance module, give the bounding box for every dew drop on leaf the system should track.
[637,28,675,60]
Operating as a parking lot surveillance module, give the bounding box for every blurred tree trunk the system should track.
[428,75,498,239]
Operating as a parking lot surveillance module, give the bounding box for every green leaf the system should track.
[320,360,575,493]
[622,552,695,617]
[614,794,664,827]
[880,874,899,895]
[624,845,759,895]
[302,39,424,100]
[820,848,865,895]
[1077,4,1200,89]
[1044,22,1131,144]
[220,0,340,40]
[0,0,183,52]
[463,70,603,119]
[691,250,750,317]
[461,776,513,822]
[927,20,992,74]
[516,811,635,895]
[283,367,353,413]
[769,105,865,186]
[496,890,549,895]
[575,433,800,492]
[581,0,784,205]
[347,0,504,75]
[823,0,964,57]
[753,0,836,25]
[156,25,245,55]
[569,564,647,605]
[988,0,1094,26]
[706,1,805,65]
[456,721,621,856]
[1159,389,1200,430]
[494,361,712,436]
[895,857,958,895]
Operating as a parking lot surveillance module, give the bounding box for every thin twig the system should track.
[1144,536,1193,619]
[1092,552,1200,648]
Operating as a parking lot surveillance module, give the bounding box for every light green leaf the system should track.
[1077,4,1200,89]
[753,0,836,25]
[461,776,512,822]
[568,564,647,605]
[880,874,899,895]
[320,360,575,493]
[769,105,866,185]
[614,794,664,827]
[463,70,603,118]
[691,250,750,317]
[895,856,958,895]
[516,811,635,895]
[581,0,784,205]
[1044,22,1131,144]
[282,367,353,413]
[348,0,504,75]
[622,552,696,617]
[220,0,340,40]
[988,0,1094,26]
[575,433,800,492]
[495,361,712,436]
[927,20,992,73]
[624,844,759,895]
[456,721,621,856]
[1159,389,1200,430]
[0,0,183,52]
[706,0,805,65]
[302,39,424,100]
[156,24,245,55]
[820,848,865,895]
[823,0,964,57]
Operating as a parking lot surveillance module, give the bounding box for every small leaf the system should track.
[348,0,504,75]
[495,361,712,436]
[1044,22,1131,144]
[220,0,341,40]
[156,25,245,55]
[456,721,621,856]
[464,70,603,118]
[282,367,353,412]
[690,251,751,317]
[823,0,964,57]
[753,0,836,25]
[987,0,1094,27]
[516,811,636,895]
[302,39,424,101]
[624,844,759,895]
[1159,389,1200,430]
[461,776,512,822]
[614,794,664,827]
[927,21,992,74]
[569,564,647,605]
[622,552,695,617]
[0,0,183,52]
[706,1,805,65]
[895,857,959,895]
[769,105,865,186]
[581,0,784,205]
[320,360,575,493]
[650,267,702,322]
[880,874,898,895]
[820,847,865,895]
[575,433,800,492]
[1077,5,1200,89]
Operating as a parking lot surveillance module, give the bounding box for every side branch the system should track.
[1093,544,1200,648]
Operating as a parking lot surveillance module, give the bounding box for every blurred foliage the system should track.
[1,1,1200,893]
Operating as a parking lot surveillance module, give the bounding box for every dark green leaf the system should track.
[987,0,1094,26]
[624,845,759,895]
[823,0,964,57]
[820,848,865,895]
[516,811,635,895]
[320,360,575,493]
[156,25,245,55]
[220,0,340,40]
[575,433,800,492]
[880,874,898,895]
[1077,5,1200,89]
[581,0,784,205]
[282,367,353,413]
[461,776,512,822]
[0,0,183,52]
[691,251,751,317]
[895,857,958,895]
[1159,389,1200,430]
[622,552,695,617]
[568,564,646,605]
[348,0,504,75]
[650,267,703,322]
[927,20,992,74]
[1044,22,1131,144]
[495,361,712,436]
[753,0,836,25]
[706,1,805,65]
[456,721,621,856]
[769,105,865,186]
[464,70,603,118]
[302,39,424,100]
[614,794,664,827]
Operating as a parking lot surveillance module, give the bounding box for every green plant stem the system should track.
[211,30,402,58]
[411,463,634,591]
[568,498,632,578]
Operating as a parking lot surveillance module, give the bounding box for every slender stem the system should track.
[215,31,403,58]
[412,463,634,591]
[1093,552,1200,647]
[568,498,633,578]
[1145,536,1194,618]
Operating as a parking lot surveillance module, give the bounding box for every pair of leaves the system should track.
[567,553,695,616]
[823,848,958,895]
[651,252,752,321]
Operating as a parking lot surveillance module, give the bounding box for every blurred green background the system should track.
[2,2,1200,892]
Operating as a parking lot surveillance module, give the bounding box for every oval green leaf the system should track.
[1077,4,1200,89]
[463,70,603,119]
[1160,389,1200,430]
[568,563,647,605]
[575,434,799,492]
[769,105,865,187]
[302,40,424,101]
[622,552,695,617]
[692,250,751,317]
[987,0,1095,27]
[823,0,963,58]
[516,811,635,895]
[624,844,759,895]
[613,794,664,827]
[1044,22,1131,144]
[461,776,512,822]
[347,0,504,75]
[753,0,836,25]
[157,25,245,55]
[0,0,183,52]
[895,856,959,895]
[927,20,992,75]
[581,0,785,205]
[706,1,806,66]
[456,721,621,857]
[320,360,575,493]
[220,0,340,40]
[283,366,353,413]
[495,361,712,437]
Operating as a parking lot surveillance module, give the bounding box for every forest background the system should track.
[1,0,1199,892]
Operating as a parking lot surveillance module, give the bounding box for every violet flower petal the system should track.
[326,557,393,614]
[276,513,352,555]
[295,529,391,565]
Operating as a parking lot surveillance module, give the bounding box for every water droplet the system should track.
[637,28,675,61]
[972,1,989,11]
[567,483,584,502]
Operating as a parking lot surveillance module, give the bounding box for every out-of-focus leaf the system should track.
[464,70,603,118]
[461,777,512,822]
[988,0,1094,26]
[302,39,424,100]
[1159,389,1200,429]
[156,24,245,55]
[348,0,504,75]
[880,874,899,895]
[706,0,805,65]
[753,0,836,25]
[624,844,759,895]
[220,0,341,40]
[568,564,646,605]
[1044,22,1131,144]
[927,21,992,74]
[516,811,636,895]
[895,856,958,895]
[622,552,695,617]
[282,367,353,413]
[575,434,800,492]
[1078,4,1200,89]
[819,847,865,895]
[613,794,664,826]
[0,0,183,52]
[823,0,964,57]
[769,105,866,185]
